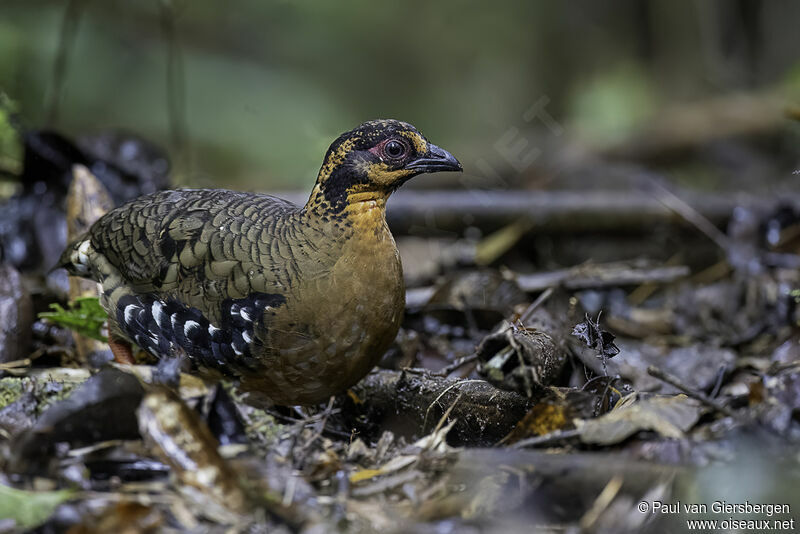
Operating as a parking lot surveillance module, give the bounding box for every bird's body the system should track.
[59,120,461,404]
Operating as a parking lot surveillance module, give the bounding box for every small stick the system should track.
[432,391,464,436]
[422,379,483,432]
[435,353,479,377]
[643,177,730,251]
[580,475,624,530]
[0,358,32,370]
[512,428,582,449]
[518,287,554,325]
[646,365,738,418]
[300,396,337,451]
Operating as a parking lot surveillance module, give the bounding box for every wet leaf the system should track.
[613,341,735,394]
[426,271,527,316]
[350,468,386,484]
[0,263,33,363]
[0,484,75,529]
[577,394,703,445]
[503,401,571,444]
[572,313,620,359]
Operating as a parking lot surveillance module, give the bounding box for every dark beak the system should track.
[407,144,462,173]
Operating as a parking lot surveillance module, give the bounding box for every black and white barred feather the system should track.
[116,292,285,373]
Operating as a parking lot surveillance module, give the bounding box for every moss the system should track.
[244,409,283,445]
[33,379,83,417]
[0,377,31,409]
[226,383,285,447]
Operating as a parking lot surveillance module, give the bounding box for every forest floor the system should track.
[1,105,799,533]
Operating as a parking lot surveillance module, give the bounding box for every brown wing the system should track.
[65,188,332,374]
[84,189,308,312]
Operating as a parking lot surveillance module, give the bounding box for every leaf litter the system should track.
[1,121,799,533]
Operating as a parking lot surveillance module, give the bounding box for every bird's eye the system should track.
[383,140,407,160]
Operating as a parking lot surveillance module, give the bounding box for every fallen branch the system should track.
[274,190,800,235]
[337,369,532,446]
[516,261,690,292]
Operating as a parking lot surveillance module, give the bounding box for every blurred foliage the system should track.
[0,484,75,529]
[0,92,21,175]
[39,297,108,342]
[569,63,656,147]
[0,1,798,190]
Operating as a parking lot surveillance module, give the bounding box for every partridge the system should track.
[59,119,462,404]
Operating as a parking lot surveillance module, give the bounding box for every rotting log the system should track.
[336,369,533,447]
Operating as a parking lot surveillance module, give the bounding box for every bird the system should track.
[58,119,462,404]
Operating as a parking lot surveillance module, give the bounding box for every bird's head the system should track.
[306,119,462,215]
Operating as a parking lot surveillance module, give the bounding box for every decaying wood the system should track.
[338,369,533,446]
[137,386,252,523]
[476,322,566,397]
[0,264,33,364]
[66,164,114,364]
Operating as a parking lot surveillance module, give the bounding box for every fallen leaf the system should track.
[0,484,75,529]
[577,394,703,445]
[572,313,620,359]
[349,468,386,484]
[502,401,571,444]
[349,455,418,485]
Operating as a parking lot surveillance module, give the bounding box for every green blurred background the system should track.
[1,0,798,191]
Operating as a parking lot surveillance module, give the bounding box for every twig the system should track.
[628,252,685,306]
[435,353,479,377]
[422,379,483,433]
[517,264,689,293]
[0,358,32,370]
[519,287,554,324]
[266,405,350,440]
[511,428,582,449]
[300,396,336,451]
[646,365,738,418]
[271,189,800,236]
[431,392,464,437]
[641,177,730,251]
[580,475,624,530]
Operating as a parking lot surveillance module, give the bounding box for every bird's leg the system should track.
[108,336,136,364]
